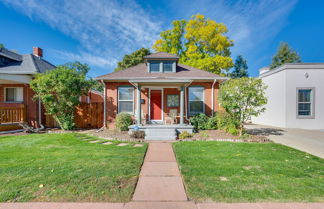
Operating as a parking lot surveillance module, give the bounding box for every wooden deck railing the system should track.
[0,106,26,124]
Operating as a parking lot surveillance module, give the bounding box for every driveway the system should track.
[245,124,324,159]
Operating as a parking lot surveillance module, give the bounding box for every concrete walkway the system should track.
[245,124,324,159]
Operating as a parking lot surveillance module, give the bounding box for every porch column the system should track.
[180,86,184,125]
[136,85,141,125]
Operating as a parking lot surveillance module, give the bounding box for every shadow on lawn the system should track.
[246,128,284,136]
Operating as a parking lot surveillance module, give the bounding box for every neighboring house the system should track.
[95,52,228,139]
[0,47,55,130]
[252,63,324,129]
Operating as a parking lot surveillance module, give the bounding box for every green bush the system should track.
[189,114,209,130]
[200,131,209,140]
[179,131,193,139]
[206,116,217,130]
[116,113,133,131]
[217,111,239,135]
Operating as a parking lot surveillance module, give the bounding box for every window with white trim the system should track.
[149,62,160,72]
[297,88,314,117]
[4,87,23,102]
[118,87,134,114]
[188,87,204,115]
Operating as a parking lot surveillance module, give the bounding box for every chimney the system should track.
[33,47,43,58]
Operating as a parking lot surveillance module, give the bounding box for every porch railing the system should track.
[0,105,26,124]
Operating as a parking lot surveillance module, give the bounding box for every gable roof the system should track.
[95,63,228,81]
[144,52,179,59]
[0,48,55,75]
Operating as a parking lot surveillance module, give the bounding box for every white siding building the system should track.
[253,63,324,129]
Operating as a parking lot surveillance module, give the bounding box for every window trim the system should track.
[296,87,315,119]
[118,86,134,115]
[4,87,24,103]
[188,86,205,116]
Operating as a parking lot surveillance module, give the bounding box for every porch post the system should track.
[180,86,184,125]
[136,85,141,125]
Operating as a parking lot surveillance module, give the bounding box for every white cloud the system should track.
[2,0,162,70]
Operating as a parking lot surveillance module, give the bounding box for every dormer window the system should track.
[163,62,173,72]
[150,61,160,72]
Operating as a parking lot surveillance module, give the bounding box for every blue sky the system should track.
[1,0,323,78]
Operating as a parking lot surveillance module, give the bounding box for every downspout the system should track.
[37,96,44,130]
[97,80,106,132]
[211,79,217,116]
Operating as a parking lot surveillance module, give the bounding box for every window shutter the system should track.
[16,87,24,102]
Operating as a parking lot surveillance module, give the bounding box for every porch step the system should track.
[144,128,177,140]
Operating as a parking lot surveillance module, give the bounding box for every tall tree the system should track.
[114,48,151,72]
[230,55,249,78]
[30,62,94,130]
[270,42,301,69]
[219,78,267,136]
[153,14,234,75]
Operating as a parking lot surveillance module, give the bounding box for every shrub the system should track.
[116,112,133,131]
[189,114,209,130]
[206,116,217,130]
[217,111,239,135]
[179,131,193,139]
[130,130,145,139]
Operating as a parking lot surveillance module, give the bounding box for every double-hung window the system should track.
[118,87,134,114]
[297,88,314,118]
[4,87,23,102]
[188,87,204,115]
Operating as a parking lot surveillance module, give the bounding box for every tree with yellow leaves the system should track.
[153,14,234,75]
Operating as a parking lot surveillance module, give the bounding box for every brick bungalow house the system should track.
[0,47,55,131]
[95,52,228,139]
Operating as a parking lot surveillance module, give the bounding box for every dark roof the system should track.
[0,48,55,74]
[144,52,179,59]
[95,63,227,81]
[0,48,22,61]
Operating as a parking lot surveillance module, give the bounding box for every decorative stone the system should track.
[102,142,113,145]
[117,143,128,146]
[134,144,144,147]
[219,176,229,181]
[89,140,100,143]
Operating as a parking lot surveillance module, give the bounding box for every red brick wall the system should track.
[104,81,221,129]
[0,84,39,127]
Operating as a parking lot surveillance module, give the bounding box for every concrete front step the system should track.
[145,128,177,140]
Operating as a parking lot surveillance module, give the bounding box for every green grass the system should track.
[173,141,324,202]
[0,133,147,202]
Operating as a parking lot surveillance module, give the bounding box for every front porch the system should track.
[129,124,194,140]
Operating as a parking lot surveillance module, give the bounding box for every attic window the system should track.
[163,62,173,72]
[150,62,160,72]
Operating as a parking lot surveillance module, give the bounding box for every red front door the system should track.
[150,90,162,120]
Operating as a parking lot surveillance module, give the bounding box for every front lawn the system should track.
[0,133,147,202]
[173,141,324,202]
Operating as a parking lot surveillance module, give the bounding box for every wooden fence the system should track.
[45,102,103,129]
[0,105,26,124]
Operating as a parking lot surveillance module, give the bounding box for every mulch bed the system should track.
[183,130,270,143]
